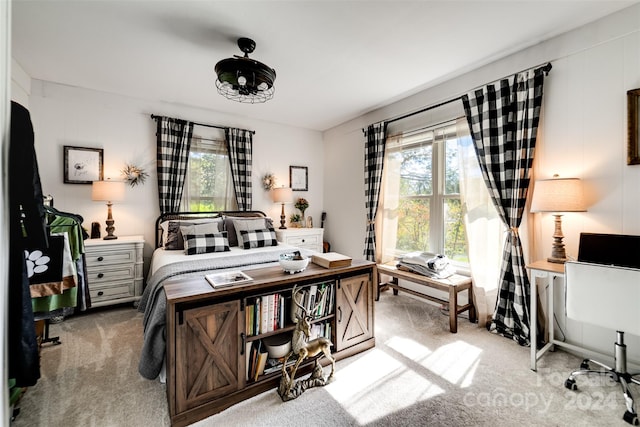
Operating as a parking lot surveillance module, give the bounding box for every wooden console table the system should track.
[163,260,376,426]
[377,263,476,333]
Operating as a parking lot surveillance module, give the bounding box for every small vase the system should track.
[300,211,306,228]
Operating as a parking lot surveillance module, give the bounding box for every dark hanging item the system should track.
[215,37,276,104]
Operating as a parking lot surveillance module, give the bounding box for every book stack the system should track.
[245,293,292,336]
[290,282,335,321]
[311,252,352,268]
[245,340,268,381]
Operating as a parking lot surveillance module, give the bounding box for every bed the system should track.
[137,211,311,380]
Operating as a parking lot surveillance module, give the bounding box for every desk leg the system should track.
[548,275,555,351]
[530,274,538,371]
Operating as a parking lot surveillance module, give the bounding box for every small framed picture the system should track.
[289,166,308,191]
[63,146,104,184]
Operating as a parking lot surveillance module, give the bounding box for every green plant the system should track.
[289,213,302,223]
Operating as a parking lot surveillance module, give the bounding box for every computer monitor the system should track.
[577,232,640,269]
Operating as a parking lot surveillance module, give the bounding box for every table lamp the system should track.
[92,179,126,240]
[272,187,293,229]
[530,175,586,263]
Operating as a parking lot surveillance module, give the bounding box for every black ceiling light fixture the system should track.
[214,37,276,104]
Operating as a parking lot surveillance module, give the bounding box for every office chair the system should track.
[564,260,640,425]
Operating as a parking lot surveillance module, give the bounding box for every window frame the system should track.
[383,120,467,265]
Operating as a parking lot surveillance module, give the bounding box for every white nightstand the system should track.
[84,235,145,307]
[275,228,323,253]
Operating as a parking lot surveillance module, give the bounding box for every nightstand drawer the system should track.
[85,249,136,266]
[285,235,319,246]
[90,282,134,302]
[87,265,135,284]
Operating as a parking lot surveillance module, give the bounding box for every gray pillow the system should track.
[165,220,220,250]
[232,218,271,248]
[223,216,273,247]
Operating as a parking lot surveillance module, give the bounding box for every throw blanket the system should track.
[397,252,456,279]
[138,246,306,380]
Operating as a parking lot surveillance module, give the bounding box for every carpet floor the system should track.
[12,291,636,426]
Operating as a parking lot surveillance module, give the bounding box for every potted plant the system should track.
[289,213,302,228]
[294,198,309,227]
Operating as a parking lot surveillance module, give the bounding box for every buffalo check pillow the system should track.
[183,232,230,255]
[239,228,278,249]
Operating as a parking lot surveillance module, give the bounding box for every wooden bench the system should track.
[376,263,476,333]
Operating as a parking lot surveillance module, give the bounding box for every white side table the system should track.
[84,235,145,307]
[527,260,565,371]
[275,228,324,253]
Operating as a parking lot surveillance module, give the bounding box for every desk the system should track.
[527,260,565,371]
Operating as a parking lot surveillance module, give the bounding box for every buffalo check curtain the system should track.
[155,116,194,213]
[225,128,253,210]
[363,121,387,261]
[462,65,548,346]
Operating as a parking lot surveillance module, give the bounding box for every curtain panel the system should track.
[225,128,253,210]
[155,116,194,213]
[363,122,387,261]
[461,65,548,345]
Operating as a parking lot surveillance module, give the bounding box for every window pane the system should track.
[444,137,460,195]
[399,144,432,196]
[184,147,235,211]
[443,198,468,262]
[396,198,431,253]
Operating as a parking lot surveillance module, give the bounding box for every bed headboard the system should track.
[155,210,267,249]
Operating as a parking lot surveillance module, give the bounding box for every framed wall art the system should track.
[289,166,308,191]
[627,88,640,165]
[64,146,104,184]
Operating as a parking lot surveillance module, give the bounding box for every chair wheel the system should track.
[565,378,577,390]
[580,360,590,369]
[623,411,639,425]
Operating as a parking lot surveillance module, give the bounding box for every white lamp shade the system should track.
[530,177,586,213]
[92,180,125,202]
[272,187,293,204]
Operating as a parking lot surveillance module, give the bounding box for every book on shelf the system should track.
[311,252,352,268]
[205,270,252,288]
[254,348,269,381]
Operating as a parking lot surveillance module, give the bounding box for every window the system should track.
[381,121,468,264]
[181,135,237,211]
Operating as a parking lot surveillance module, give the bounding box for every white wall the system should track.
[26,80,324,274]
[323,4,640,362]
[10,59,30,107]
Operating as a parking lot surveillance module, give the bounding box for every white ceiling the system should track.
[11,0,638,131]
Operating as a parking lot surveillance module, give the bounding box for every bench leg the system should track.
[449,286,458,333]
[468,286,477,323]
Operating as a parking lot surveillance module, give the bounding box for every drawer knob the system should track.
[98,291,104,296]
[97,273,104,279]
[97,256,104,262]
[302,239,305,242]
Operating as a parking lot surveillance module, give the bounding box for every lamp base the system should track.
[279,203,287,229]
[548,214,567,264]
[103,234,118,240]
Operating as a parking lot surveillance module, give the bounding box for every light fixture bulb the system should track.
[237,76,247,86]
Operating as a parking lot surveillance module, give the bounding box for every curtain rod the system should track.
[150,114,255,135]
[363,62,552,133]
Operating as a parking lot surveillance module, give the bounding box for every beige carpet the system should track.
[13,291,635,426]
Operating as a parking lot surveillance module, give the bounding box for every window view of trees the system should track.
[390,126,468,263]
[182,139,235,211]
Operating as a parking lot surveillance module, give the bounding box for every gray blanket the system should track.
[137,246,303,380]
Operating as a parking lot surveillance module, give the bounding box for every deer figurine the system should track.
[281,285,335,394]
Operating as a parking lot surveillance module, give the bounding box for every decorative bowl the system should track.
[279,253,310,274]
[263,334,292,359]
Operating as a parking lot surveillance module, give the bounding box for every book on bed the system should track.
[205,270,253,288]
